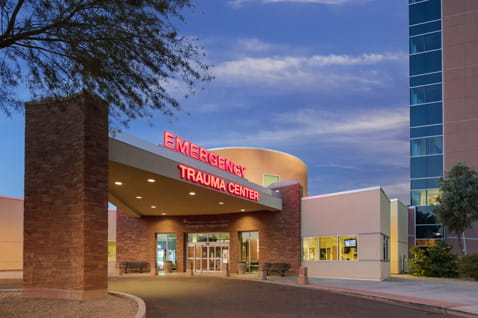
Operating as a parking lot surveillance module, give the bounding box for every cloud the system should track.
[382,181,410,204]
[229,0,374,8]
[203,106,409,168]
[213,52,407,92]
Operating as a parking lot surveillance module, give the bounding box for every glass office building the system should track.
[409,0,444,246]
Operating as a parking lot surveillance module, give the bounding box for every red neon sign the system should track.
[178,164,259,201]
[164,131,246,178]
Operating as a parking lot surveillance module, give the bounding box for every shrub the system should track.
[408,241,459,278]
[459,253,478,281]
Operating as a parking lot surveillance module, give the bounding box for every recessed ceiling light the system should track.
[219,201,224,205]
[189,192,196,196]
[240,209,245,212]
[147,178,156,183]
[136,196,142,199]
[161,213,167,215]
[114,181,123,186]
[151,205,156,208]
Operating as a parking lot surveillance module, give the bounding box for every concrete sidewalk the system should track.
[229,273,478,317]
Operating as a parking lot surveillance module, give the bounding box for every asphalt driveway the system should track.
[108,276,461,318]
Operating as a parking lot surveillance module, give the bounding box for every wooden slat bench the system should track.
[120,261,149,273]
[264,263,290,277]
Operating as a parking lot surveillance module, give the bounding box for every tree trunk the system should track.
[456,231,465,256]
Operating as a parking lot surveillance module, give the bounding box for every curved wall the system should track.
[210,148,308,196]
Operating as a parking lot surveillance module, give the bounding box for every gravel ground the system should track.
[0,292,138,318]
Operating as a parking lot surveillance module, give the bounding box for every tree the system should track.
[0,0,211,126]
[434,163,478,255]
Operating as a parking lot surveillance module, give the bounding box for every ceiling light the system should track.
[151,205,157,208]
[161,213,167,216]
[219,202,224,205]
[114,181,123,186]
[189,192,196,196]
[240,209,245,212]
[135,196,142,199]
[147,178,156,183]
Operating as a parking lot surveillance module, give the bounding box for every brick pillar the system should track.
[23,91,109,300]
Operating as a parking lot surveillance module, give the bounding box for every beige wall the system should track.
[0,196,23,270]
[390,199,408,274]
[301,187,393,280]
[0,197,118,275]
[210,148,308,196]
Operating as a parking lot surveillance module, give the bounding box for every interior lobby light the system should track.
[135,196,142,199]
[147,178,156,183]
[219,201,224,205]
[161,213,167,215]
[189,192,196,196]
[240,209,245,212]
[114,181,123,185]
[151,205,157,208]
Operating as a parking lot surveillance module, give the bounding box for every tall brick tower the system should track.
[23,91,109,300]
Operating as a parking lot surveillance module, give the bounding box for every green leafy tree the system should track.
[408,241,458,278]
[0,0,211,126]
[433,163,478,255]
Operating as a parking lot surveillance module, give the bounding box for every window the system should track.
[410,50,442,76]
[416,225,443,239]
[156,233,177,271]
[382,235,390,262]
[338,236,358,261]
[409,0,441,25]
[410,84,442,105]
[409,20,441,36]
[239,231,259,272]
[263,174,280,187]
[410,32,441,54]
[319,236,338,261]
[410,155,443,178]
[416,206,438,224]
[411,189,427,206]
[411,177,439,190]
[410,72,442,87]
[410,102,442,127]
[411,136,443,156]
[302,237,318,261]
[410,124,442,139]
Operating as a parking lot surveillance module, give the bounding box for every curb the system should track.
[110,291,146,318]
[0,289,146,318]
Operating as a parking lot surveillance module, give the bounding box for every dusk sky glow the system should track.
[0,0,410,203]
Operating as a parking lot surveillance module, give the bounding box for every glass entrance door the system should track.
[187,232,230,272]
[239,231,259,272]
[187,243,229,272]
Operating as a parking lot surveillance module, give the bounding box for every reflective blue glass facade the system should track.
[409,0,443,245]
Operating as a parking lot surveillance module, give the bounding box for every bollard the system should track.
[258,264,267,280]
[225,263,230,277]
[189,262,194,276]
[298,266,309,285]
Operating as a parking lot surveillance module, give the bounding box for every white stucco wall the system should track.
[301,187,392,280]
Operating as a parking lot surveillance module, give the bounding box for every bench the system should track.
[264,263,290,276]
[120,261,149,273]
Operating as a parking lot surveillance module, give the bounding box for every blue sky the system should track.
[0,0,410,203]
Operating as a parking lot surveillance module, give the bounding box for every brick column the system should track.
[23,91,109,300]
